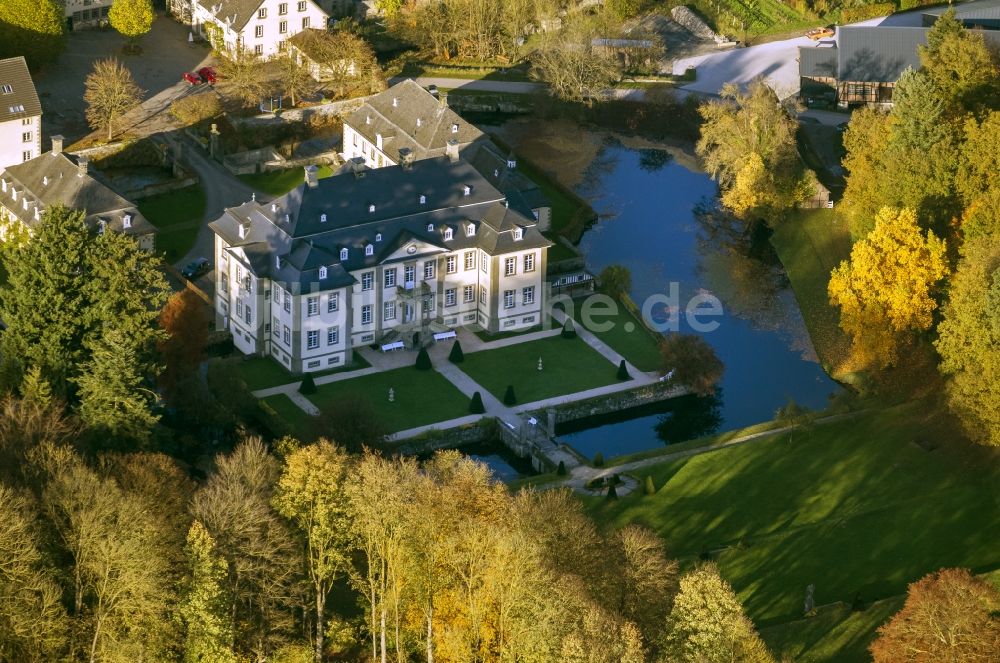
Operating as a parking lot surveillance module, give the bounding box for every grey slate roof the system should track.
[210,157,551,291]
[194,0,265,30]
[0,57,41,124]
[0,150,156,238]
[798,45,838,79]
[836,26,928,83]
[345,80,486,162]
[468,143,550,219]
[924,0,1000,29]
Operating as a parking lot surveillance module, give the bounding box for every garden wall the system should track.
[535,381,689,425]
[393,418,499,455]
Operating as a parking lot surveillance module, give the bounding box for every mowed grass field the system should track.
[584,402,1000,636]
[306,366,470,433]
[459,335,621,404]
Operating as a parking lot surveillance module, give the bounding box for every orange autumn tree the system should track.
[870,568,1000,663]
[828,207,948,368]
[157,290,208,405]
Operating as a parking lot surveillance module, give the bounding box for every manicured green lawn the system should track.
[771,209,854,379]
[235,352,370,391]
[260,393,311,439]
[137,185,207,263]
[575,303,663,372]
[585,402,1000,631]
[306,366,470,433]
[239,164,334,197]
[460,335,620,404]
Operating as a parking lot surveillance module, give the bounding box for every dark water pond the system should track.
[560,142,840,460]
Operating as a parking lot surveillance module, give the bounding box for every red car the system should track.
[197,67,218,84]
[182,71,203,85]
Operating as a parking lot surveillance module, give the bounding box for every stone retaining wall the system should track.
[535,380,688,425]
[393,418,499,455]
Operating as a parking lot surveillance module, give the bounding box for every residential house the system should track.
[0,57,42,172]
[0,137,157,250]
[286,28,356,82]
[209,157,551,373]
[799,0,1000,107]
[344,80,552,229]
[188,0,329,58]
[62,0,113,30]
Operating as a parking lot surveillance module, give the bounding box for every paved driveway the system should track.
[34,15,211,143]
[673,36,816,98]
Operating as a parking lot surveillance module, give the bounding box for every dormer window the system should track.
[1,180,6,192]
[123,214,132,229]
[392,97,398,107]
[466,223,475,237]
[416,118,422,127]
[375,233,382,242]
[463,185,471,196]
[513,227,524,241]
[366,115,371,124]
[419,194,426,205]
[238,223,249,239]
[320,213,327,223]
[98,220,107,234]
[507,159,517,169]
[340,248,349,260]
[494,169,499,177]
[451,123,459,133]
[365,244,374,256]
[444,227,453,240]
[42,176,48,186]
[368,204,375,213]
[318,265,327,280]
[427,223,434,232]
[275,255,282,270]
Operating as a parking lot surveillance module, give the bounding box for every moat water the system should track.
[557,141,840,461]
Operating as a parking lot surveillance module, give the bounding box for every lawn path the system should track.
[557,411,865,495]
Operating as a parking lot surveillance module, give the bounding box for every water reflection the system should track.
[565,141,839,457]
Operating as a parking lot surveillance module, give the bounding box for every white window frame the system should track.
[445,288,457,307]
[383,300,396,321]
[307,330,319,350]
[361,271,373,291]
[307,296,319,316]
[524,253,535,272]
[424,261,435,280]
[464,251,475,271]
[384,268,396,288]
[327,292,339,312]
[523,286,535,305]
[327,326,339,345]
[504,289,515,309]
[464,285,475,303]
[504,257,516,276]
[361,305,373,325]
[446,255,457,274]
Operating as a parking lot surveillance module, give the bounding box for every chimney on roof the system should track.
[446,139,459,163]
[77,157,90,178]
[51,135,63,156]
[399,147,414,170]
[304,164,319,188]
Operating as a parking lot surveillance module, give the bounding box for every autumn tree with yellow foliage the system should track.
[697,79,812,220]
[828,208,948,368]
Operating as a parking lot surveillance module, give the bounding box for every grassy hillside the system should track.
[585,403,1000,629]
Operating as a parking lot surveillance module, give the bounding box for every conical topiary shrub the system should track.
[557,460,567,476]
[644,475,656,496]
[593,452,604,467]
[561,318,576,339]
[415,347,432,370]
[448,339,465,363]
[299,372,316,394]
[617,359,630,380]
[503,384,517,406]
[469,391,485,414]
[607,483,618,500]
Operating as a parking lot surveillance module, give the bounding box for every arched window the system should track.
[340,248,348,261]
[365,244,374,256]
[318,265,327,280]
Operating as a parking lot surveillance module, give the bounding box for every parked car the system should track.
[197,67,217,84]
[181,257,210,279]
[182,72,203,85]
[806,27,835,40]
